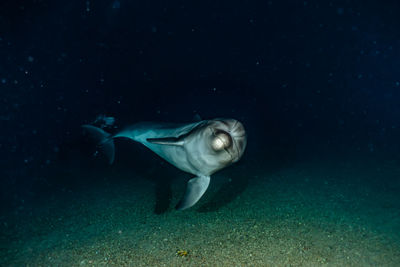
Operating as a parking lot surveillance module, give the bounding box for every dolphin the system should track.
[82,118,247,210]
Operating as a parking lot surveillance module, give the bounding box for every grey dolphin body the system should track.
[82,118,247,210]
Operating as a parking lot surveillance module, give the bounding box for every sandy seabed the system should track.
[1,157,400,266]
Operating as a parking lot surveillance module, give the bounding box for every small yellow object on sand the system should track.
[176,249,189,257]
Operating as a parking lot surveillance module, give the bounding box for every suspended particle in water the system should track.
[27,56,34,62]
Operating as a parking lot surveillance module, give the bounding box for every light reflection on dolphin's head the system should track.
[184,118,247,175]
[207,118,247,164]
[210,130,232,151]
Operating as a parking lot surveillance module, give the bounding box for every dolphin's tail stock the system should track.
[82,125,115,164]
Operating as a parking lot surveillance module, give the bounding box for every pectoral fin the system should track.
[176,176,210,210]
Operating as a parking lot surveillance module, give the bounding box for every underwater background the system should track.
[1,0,400,266]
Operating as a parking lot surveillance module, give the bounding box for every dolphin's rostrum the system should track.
[82,118,247,210]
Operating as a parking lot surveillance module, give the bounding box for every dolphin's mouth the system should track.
[230,120,246,138]
[225,148,235,162]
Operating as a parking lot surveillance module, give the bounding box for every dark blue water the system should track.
[1,1,400,265]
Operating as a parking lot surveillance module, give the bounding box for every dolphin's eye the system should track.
[211,132,231,151]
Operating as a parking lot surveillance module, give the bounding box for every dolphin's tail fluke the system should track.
[82,125,115,164]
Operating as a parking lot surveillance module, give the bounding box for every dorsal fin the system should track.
[193,114,202,122]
